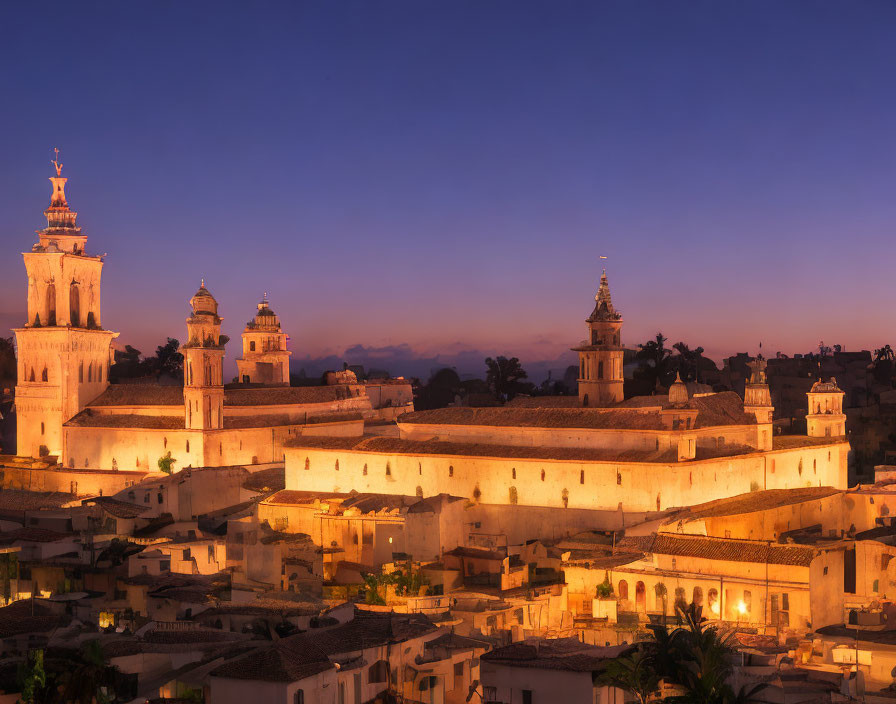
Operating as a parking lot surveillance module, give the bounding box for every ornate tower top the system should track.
[190,280,220,317]
[747,353,768,385]
[42,148,80,235]
[587,269,621,323]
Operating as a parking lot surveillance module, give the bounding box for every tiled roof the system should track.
[773,435,848,449]
[481,638,630,672]
[243,467,285,493]
[0,490,73,511]
[66,410,184,428]
[617,534,819,567]
[445,546,504,560]
[224,386,352,406]
[0,528,75,544]
[82,496,150,518]
[0,599,69,638]
[210,639,334,682]
[398,407,667,430]
[196,599,322,618]
[284,435,753,464]
[665,487,842,522]
[88,385,185,406]
[400,392,755,430]
[212,611,436,682]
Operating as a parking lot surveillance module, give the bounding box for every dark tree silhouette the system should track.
[0,336,16,384]
[635,333,674,390]
[149,338,184,380]
[485,356,528,401]
[673,342,706,383]
[415,368,462,410]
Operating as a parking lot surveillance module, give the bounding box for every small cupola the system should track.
[668,372,689,407]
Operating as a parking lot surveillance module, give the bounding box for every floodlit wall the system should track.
[285,441,848,514]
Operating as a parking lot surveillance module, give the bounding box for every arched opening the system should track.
[29,368,35,382]
[618,580,629,601]
[41,367,48,382]
[87,364,92,382]
[416,486,423,498]
[46,283,56,326]
[508,486,518,504]
[250,340,256,351]
[70,282,81,326]
[78,362,83,382]
[635,581,646,612]
[582,393,589,407]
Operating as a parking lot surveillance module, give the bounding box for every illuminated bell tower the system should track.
[14,152,118,460]
[806,378,846,438]
[572,269,624,406]
[235,294,291,385]
[744,354,774,450]
[182,282,225,430]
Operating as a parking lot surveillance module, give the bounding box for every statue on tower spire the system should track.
[52,147,63,177]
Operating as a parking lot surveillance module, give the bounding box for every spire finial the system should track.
[263,291,268,301]
[51,147,63,177]
[200,278,205,288]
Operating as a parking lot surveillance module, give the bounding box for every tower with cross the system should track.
[13,151,119,460]
[235,293,291,385]
[571,261,624,406]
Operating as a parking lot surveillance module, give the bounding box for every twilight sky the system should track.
[2,1,896,380]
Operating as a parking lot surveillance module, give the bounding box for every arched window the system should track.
[540,469,545,481]
[335,459,339,471]
[508,486,518,504]
[598,361,604,379]
[250,340,256,352]
[561,488,569,508]
[580,469,585,484]
[70,282,81,326]
[416,486,423,498]
[41,367,48,382]
[46,283,56,326]
[78,362,83,382]
[29,368,35,382]
[87,364,92,382]
[693,586,704,606]
[305,457,310,470]
[386,462,391,476]
[449,465,454,477]
[512,467,516,479]
[362,463,368,475]
[618,580,629,601]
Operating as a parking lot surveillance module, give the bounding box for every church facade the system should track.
[12,160,412,471]
[282,272,850,515]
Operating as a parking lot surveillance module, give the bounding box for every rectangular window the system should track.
[522,690,533,704]
[454,662,464,677]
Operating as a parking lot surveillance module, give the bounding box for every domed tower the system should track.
[235,294,291,386]
[182,282,226,430]
[572,269,624,406]
[13,153,118,460]
[806,378,846,438]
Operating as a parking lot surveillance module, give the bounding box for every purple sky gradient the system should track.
[2,2,896,380]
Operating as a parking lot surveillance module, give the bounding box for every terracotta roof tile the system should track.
[224,386,352,406]
[88,386,184,406]
[617,533,819,567]
[481,638,629,672]
[665,487,842,522]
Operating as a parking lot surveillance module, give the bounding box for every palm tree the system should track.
[596,645,659,704]
[636,333,674,390]
[873,345,896,386]
[673,342,706,383]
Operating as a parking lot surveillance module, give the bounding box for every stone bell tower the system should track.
[743,354,774,450]
[235,294,291,385]
[182,282,225,430]
[572,269,624,406]
[806,378,846,438]
[13,152,118,460]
